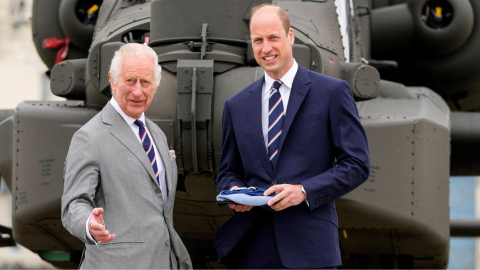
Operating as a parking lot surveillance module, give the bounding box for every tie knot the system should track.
[134,120,144,128]
[272,80,282,91]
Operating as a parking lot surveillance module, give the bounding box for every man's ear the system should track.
[108,72,116,92]
[288,28,295,45]
[152,74,161,94]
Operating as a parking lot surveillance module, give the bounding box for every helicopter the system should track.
[0,0,479,268]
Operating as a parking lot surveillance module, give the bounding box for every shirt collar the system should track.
[109,97,146,126]
[263,59,298,94]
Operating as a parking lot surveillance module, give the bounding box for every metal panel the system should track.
[12,102,98,252]
[150,0,268,44]
[338,117,415,229]
[338,85,450,268]
[176,60,214,173]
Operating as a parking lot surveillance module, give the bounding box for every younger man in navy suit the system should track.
[214,4,370,269]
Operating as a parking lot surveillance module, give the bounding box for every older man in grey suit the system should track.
[61,43,192,269]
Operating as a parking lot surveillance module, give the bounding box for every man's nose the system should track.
[131,82,142,96]
[262,42,272,53]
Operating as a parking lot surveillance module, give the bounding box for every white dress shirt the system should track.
[86,97,166,244]
[262,59,299,149]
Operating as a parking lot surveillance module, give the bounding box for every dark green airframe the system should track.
[1,0,480,268]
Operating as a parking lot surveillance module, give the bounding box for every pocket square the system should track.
[168,150,176,160]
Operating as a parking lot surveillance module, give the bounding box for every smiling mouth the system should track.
[264,55,276,61]
[130,100,145,105]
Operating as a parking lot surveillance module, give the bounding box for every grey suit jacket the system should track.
[61,102,192,269]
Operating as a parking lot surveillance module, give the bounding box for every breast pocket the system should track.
[293,113,324,127]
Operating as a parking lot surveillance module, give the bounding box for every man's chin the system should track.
[259,64,278,73]
[125,109,143,119]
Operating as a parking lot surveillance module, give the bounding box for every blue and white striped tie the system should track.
[134,120,168,205]
[267,80,284,168]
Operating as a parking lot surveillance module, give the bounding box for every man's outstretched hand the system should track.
[88,207,116,243]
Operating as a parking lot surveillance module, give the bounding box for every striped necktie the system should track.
[268,80,284,167]
[134,120,168,204]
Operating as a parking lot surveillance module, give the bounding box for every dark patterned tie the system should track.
[134,120,168,204]
[268,80,284,168]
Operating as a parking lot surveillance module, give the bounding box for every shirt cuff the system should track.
[301,185,309,207]
[85,215,99,245]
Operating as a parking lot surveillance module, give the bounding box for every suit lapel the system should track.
[246,77,274,176]
[103,103,158,184]
[277,66,311,157]
[145,119,174,204]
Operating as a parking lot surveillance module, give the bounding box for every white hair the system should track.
[109,43,162,90]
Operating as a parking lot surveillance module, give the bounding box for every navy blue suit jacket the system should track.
[214,65,370,268]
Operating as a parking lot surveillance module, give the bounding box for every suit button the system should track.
[165,240,170,246]
[272,181,278,185]
[154,187,161,194]
[316,200,320,205]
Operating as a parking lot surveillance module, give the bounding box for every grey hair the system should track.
[109,43,162,91]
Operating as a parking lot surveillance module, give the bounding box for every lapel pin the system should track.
[168,150,176,161]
